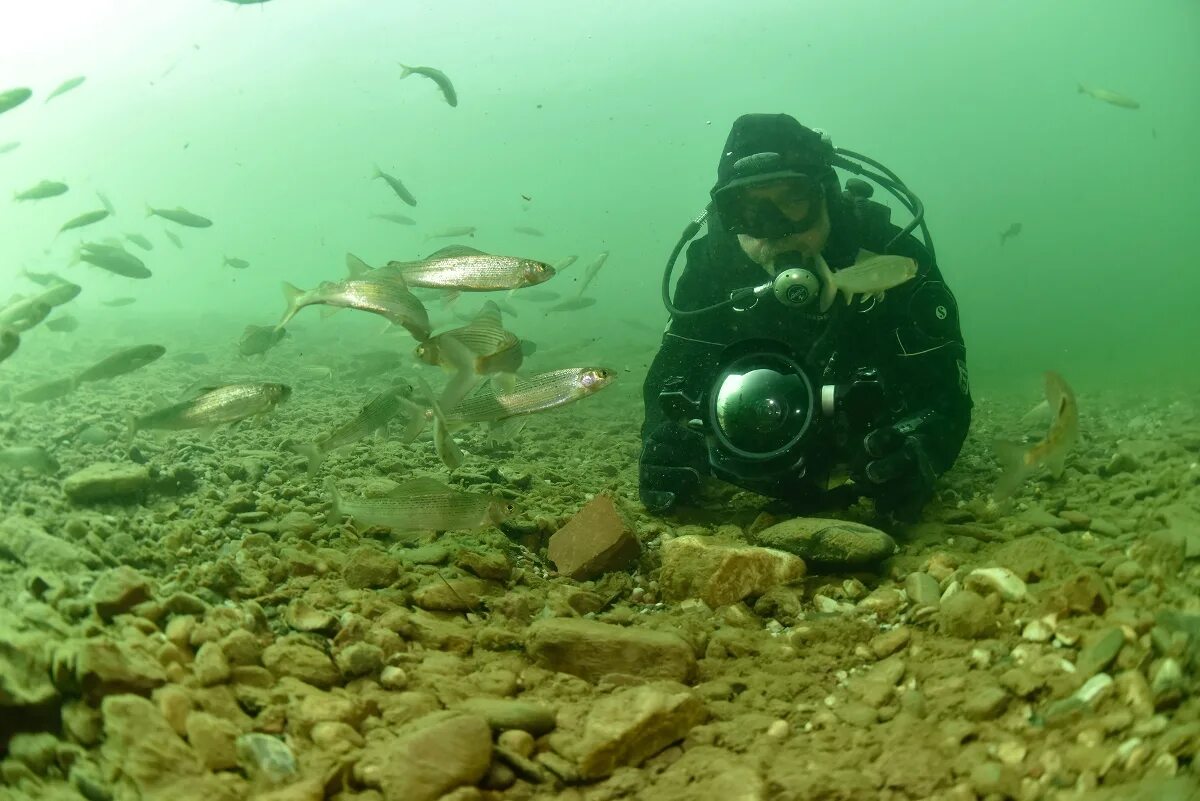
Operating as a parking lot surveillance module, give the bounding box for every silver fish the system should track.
[0,88,32,116]
[327,477,516,537]
[373,165,417,206]
[147,205,213,228]
[15,180,68,201]
[125,233,154,251]
[76,344,165,384]
[398,63,457,107]
[372,212,417,225]
[45,76,85,103]
[278,276,430,340]
[380,245,554,293]
[815,254,918,312]
[78,243,151,279]
[128,382,291,439]
[59,209,110,233]
[291,385,411,475]
[0,446,59,474]
[1077,84,1140,110]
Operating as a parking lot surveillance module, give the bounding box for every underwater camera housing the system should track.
[658,341,887,486]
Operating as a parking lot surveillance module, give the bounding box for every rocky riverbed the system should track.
[1,346,1198,801]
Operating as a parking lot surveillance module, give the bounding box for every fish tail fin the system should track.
[992,439,1029,500]
[278,282,304,329]
[371,164,384,180]
[398,63,414,78]
[324,478,343,523]
[291,442,324,477]
[144,203,155,219]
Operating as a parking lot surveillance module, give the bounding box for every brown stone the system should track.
[186,710,240,771]
[90,566,153,621]
[526,618,695,684]
[659,535,805,607]
[547,494,640,580]
[101,694,203,795]
[355,712,492,801]
[261,638,339,689]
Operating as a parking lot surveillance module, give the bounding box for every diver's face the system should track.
[737,184,831,268]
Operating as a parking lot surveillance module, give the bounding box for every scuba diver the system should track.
[640,113,972,521]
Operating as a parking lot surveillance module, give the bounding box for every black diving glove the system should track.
[858,411,941,521]
[638,421,708,514]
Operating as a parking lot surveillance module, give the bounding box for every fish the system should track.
[552,255,578,273]
[15,180,68,201]
[45,315,78,333]
[398,63,458,107]
[513,226,544,237]
[999,223,1022,246]
[0,141,19,155]
[16,377,76,403]
[993,371,1079,499]
[45,76,85,103]
[125,233,153,251]
[147,205,213,228]
[77,243,151,279]
[97,191,116,216]
[239,324,288,357]
[423,226,476,241]
[0,88,32,116]
[814,254,918,312]
[372,212,417,225]
[0,301,51,333]
[326,477,516,537]
[0,446,59,474]
[1078,84,1140,110]
[76,344,166,384]
[101,297,137,307]
[277,275,431,340]
[164,229,184,249]
[373,166,417,206]
[224,256,250,270]
[127,382,292,440]
[415,367,616,467]
[58,209,110,233]
[21,270,63,287]
[291,385,412,475]
[376,246,555,294]
[576,252,609,295]
[545,296,598,312]
[415,301,524,397]
[0,329,17,362]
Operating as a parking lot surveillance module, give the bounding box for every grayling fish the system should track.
[125,233,154,251]
[128,382,292,439]
[371,212,417,225]
[101,297,137,307]
[0,329,18,363]
[376,245,554,293]
[291,385,411,475]
[278,276,431,340]
[239,324,288,357]
[546,296,597,313]
[815,254,918,311]
[77,243,150,279]
[164,229,183,249]
[16,377,76,403]
[415,301,523,380]
[398,64,457,107]
[423,226,476,241]
[0,141,20,155]
[15,180,68,201]
[59,209,110,233]
[20,270,62,287]
[577,252,609,295]
[224,256,250,270]
[45,315,78,333]
[326,477,516,536]
[513,226,543,237]
[147,205,213,228]
[999,223,1022,246]
[0,282,79,330]
[0,446,59,474]
[1077,84,1140,110]
[76,344,165,384]
[0,88,32,116]
[45,76,85,103]
[373,166,417,206]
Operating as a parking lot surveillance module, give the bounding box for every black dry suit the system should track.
[639,114,972,519]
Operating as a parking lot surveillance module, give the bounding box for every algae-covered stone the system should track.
[526,618,695,684]
[660,535,805,607]
[63,462,151,503]
[90,566,153,621]
[749,517,896,565]
[355,711,492,801]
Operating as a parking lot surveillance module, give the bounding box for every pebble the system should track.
[261,638,339,689]
[869,627,911,659]
[964,567,1027,602]
[659,535,806,608]
[498,728,535,758]
[236,733,297,784]
[547,494,641,580]
[904,572,941,608]
[938,590,995,639]
[455,698,557,736]
[101,694,203,793]
[355,712,492,801]
[749,517,896,565]
[192,641,231,686]
[412,577,487,612]
[963,686,1010,721]
[336,642,384,678]
[185,710,239,770]
[766,719,789,739]
[90,566,153,621]
[1022,618,1055,643]
[342,547,400,589]
[525,618,696,684]
[1075,627,1125,679]
[63,462,151,503]
[285,599,338,634]
[380,666,408,691]
[1150,658,1184,708]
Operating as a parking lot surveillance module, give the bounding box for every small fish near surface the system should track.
[377,245,555,295]
[326,477,517,538]
[373,165,418,206]
[75,344,166,384]
[15,180,68,201]
[814,253,918,312]
[0,446,59,475]
[224,256,250,270]
[127,382,292,441]
[45,76,85,103]
[1077,84,1140,110]
[291,385,412,476]
[277,275,431,341]
[993,371,1079,499]
[0,329,18,363]
[0,88,33,116]
[239,324,288,357]
[371,212,417,226]
[58,209,110,234]
[999,222,1022,246]
[147,205,213,228]
[398,63,458,107]
[77,242,151,279]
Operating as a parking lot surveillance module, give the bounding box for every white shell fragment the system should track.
[965,567,1028,602]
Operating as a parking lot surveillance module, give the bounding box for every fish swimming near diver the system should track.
[398,63,458,107]
[76,242,151,279]
[1077,84,1140,110]
[277,274,431,341]
[370,246,555,297]
[127,382,291,441]
[415,300,525,397]
[814,254,918,312]
[326,477,516,538]
[993,371,1079,499]
[290,385,412,476]
[999,222,1022,246]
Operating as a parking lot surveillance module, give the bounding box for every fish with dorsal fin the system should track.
[127,382,291,441]
[326,476,516,537]
[77,242,150,279]
[398,63,457,107]
[277,275,430,341]
[415,300,526,398]
[373,165,417,206]
[993,371,1079,499]
[15,180,68,201]
[290,385,412,476]
[378,245,554,293]
[146,205,213,228]
[813,253,918,312]
[75,344,165,384]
